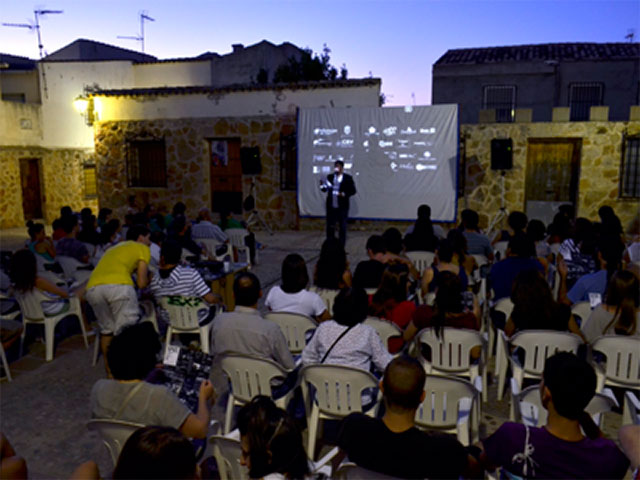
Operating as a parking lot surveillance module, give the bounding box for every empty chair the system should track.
[571,301,592,326]
[415,327,488,402]
[86,419,144,467]
[209,434,249,480]
[226,228,252,266]
[265,311,317,354]
[220,354,295,434]
[14,289,88,361]
[309,287,339,316]
[623,391,640,425]
[405,251,435,277]
[160,296,214,356]
[364,317,403,352]
[299,364,380,460]
[510,378,618,428]
[414,374,481,445]
[56,255,93,285]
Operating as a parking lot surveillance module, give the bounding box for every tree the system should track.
[273,43,344,83]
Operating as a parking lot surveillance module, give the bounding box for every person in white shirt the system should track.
[265,254,330,322]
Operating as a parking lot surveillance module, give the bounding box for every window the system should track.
[127,139,167,187]
[620,135,640,198]
[280,132,297,191]
[483,85,516,123]
[83,164,97,198]
[569,83,603,121]
[2,93,26,103]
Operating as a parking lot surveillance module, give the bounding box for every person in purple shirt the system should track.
[55,214,90,264]
[489,235,543,301]
[479,352,629,479]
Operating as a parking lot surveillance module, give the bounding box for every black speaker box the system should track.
[491,138,513,170]
[240,147,262,175]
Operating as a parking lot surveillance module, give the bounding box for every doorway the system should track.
[20,158,43,220]
[524,138,581,225]
[208,138,243,214]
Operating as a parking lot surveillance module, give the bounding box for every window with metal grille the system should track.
[620,136,640,198]
[280,132,297,191]
[483,85,516,123]
[83,164,97,198]
[127,139,167,188]
[569,83,603,121]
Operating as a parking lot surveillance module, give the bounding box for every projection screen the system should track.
[297,104,459,221]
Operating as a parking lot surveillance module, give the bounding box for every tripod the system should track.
[487,170,509,238]
[244,180,273,235]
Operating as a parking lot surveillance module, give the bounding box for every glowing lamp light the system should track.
[73,95,89,113]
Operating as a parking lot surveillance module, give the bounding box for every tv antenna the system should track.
[625,29,635,42]
[118,11,154,53]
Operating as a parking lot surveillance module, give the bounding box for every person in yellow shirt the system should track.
[86,225,151,373]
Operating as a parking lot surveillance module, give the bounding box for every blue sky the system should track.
[1,0,638,105]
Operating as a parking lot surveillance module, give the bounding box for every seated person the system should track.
[489,234,543,301]
[421,238,468,294]
[582,270,639,343]
[55,215,90,264]
[460,209,494,261]
[313,238,352,290]
[301,287,392,374]
[26,221,56,262]
[265,253,330,322]
[337,356,470,479]
[191,208,228,244]
[352,235,387,290]
[167,214,204,258]
[559,217,598,289]
[90,322,215,439]
[404,204,439,252]
[237,396,309,480]
[479,352,629,478]
[382,228,419,280]
[149,240,221,329]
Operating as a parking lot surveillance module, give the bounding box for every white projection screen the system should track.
[297,104,459,221]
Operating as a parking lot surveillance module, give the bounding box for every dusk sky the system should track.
[1,0,638,106]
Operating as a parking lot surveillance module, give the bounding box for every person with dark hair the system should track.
[78,214,101,246]
[421,238,469,295]
[211,272,294,370]
[559,217,597,289]
[480,352,629,478]
[127,195,140,215]
[91,323,215,439]
[55,214,90,264]
[447,228,477,281]
[404,271,480,346]
[301,287,391,372]
[460,209,494,260]
[97,207,112,231]
[313,238,352,290]
[582,270,639,343]
[337,356,470,479]
[353,235,387,289]
[167,212,205,258]
[507,211,528,237]
[320,159,356,246]
[404,204,439,252]
[149,240,221,330]
[26,221,56,262]
[489,234,543,301]
[100,218,122,247]
[598,205,623,238]
[237,396,309,480]
[526,219,551,259]
[505,269,583,339]
[265,254,330,321]
[85,224,152,370]
[381,228,419,279]
[547,211,570,247]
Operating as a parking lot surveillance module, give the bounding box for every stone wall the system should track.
[460,120,640,231]
[94,115,299,228]
[0,147,98,228]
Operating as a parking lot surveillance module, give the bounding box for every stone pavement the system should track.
[0,228,624,478]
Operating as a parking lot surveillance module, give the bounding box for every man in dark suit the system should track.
[321,160,356,246]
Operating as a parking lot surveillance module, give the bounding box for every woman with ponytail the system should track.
[582,270,639,343]
[26,221,56,262]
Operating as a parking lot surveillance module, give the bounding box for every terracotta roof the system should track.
[92,78,381,97]
[435,42,640,65]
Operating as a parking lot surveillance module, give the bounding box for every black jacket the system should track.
[324,173,356,211]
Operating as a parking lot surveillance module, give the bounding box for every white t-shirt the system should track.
[265,286,327,318]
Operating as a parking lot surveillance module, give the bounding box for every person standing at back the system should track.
[321,160,356,247]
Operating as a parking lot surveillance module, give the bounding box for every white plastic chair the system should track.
[14,289,88,361]
[220,354,295,434]
[300,364,380,460]
[414,374,481,445]
[0,342,11,382]
[364,317,402,352]
[490,297,514,357]
[509,378,618,428]
[56,255,93,285]
[199,239,232,261]
[309,287,339,316]
[415,327,488,402]
[265,312,317,354]
[623,391,640,425]
[209,433,249,480]
[226,228,252,267]
[571,301,592,326]
[509,330,583,393]
[86,419,144,467]
[493,241,508,261]
[160,296,213,356]
[406,251,435,277]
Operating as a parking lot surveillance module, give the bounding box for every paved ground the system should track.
[0,228,624,478]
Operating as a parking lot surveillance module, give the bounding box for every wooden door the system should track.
[20,158,43,220]
[524,139,581,225]
[209,138,243,214]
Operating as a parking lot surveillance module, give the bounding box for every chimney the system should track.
[232,44,244,53]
